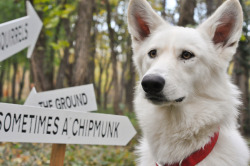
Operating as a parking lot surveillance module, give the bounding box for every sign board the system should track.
[0,1,43,61]
[0,103,136,146]
[24,84,97,112]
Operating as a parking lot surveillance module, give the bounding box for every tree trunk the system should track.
[105,0,121,114]
[96,57,104,106]
[206,0,223,16]
[205,0,214,16]
[30,9,53,92]
[6,60,11,102]
[118,61,127,110]
[72,0,94,86]
[89,5,97,85]
[18,66,27,100]
[56,18,72,89]
[103,59,112,110]
[31,29,51,91]
[161,0,167,19]
[125,37,135,112]
[232,52,249,135]
[0,66,5,100]
[178,0,196,26]
[233,0,250,136]
[11,60,18,103]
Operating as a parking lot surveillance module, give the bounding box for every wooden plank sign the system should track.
[0,1,42,61]
[24,84,97,112]
[0,103,136,146]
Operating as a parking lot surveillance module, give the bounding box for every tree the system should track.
[105,0,121,114]
[124,36,135,112]
[178,0,196,26]
[233,0,250,136]
[206,0,223,16]
[161,0,167,19]
[71,0,95,86]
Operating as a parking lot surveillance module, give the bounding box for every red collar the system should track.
[156,131,219,166]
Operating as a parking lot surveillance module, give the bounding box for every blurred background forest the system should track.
[0,0,249,165]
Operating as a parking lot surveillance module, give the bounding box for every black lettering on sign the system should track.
[79,119,85,136]
[15,27,18,43]
[34,115,38,133]
[76,94,83,106]
[18,25,22,42]
[85,120,89,136]
[82,93,88,105]
[25,23,28,40]
[88,120,94,136]
[53,117,59,135]
[39,100,53,108]
[54,92,88,109]
[65,96,71,108]
[4,113,11,132]
[1,32,5,50]
[0,112,3,130]
[29,115,35,133]
[12,28,17,45]
[55,98,61,109]
[21,114,28,133]
[38,102,43,107]
[71,95,77,107]
[70,119,119,138]
[101,121,108,138]
[72,119,78,136]
[46,116,52,134]
[49,100,53,107]
[107,122,114,138]
[114,122,119,138]
[60,97,66,109]
[12,114,21,132]
[11,28,15,45]
[93,120,101,137]
[0,23,29,51]
[37,116,46,134]
[62,118,68,135]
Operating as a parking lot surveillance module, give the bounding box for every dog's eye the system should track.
[148,49,157,58]
[181,51,195,60]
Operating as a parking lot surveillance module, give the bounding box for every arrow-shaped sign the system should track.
[0,1,43,61]
[24,84,97,112]
[0,103,136,146]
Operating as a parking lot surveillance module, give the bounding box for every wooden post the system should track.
[50,144,66,166]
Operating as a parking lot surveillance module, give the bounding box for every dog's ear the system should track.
[198,0,243,59]
[127,0,166,42]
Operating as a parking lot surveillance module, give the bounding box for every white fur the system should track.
[127,0,250,165]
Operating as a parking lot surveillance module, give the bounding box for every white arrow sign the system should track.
[0,103,136,146]
[0,1,43,61]
[24,84,97,112]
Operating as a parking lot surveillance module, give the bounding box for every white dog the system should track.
[127,0,250,165]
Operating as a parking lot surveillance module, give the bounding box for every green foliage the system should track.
[0,0,25,23]
[50,40,70,51]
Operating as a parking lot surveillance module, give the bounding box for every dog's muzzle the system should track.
[141,74,165,94]
[141,74,185,104]
[141,74,166,104]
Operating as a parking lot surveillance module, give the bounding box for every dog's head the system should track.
[128,0,243,106]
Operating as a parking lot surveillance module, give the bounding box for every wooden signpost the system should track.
[0,1,42,61]
[0,1,137,166]
[24,84,97,112]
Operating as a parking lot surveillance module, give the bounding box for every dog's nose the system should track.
[141,74,165,94]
